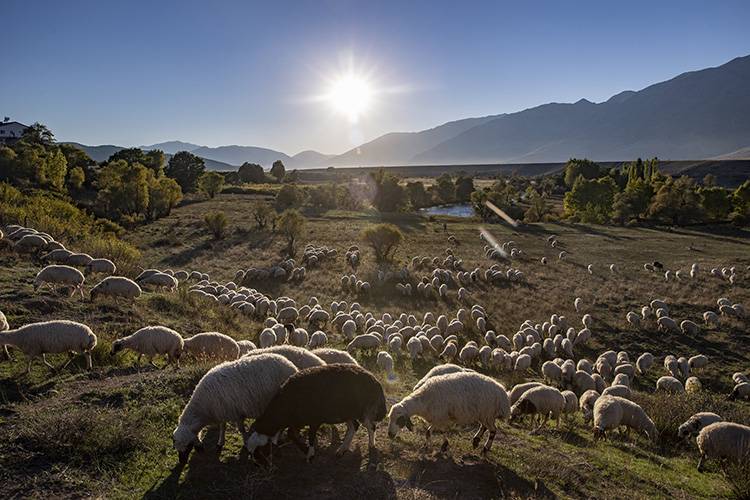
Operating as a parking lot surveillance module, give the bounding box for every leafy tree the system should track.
[204,211,228,239]
[198,171,224,199]
[67,166,85,191]
[523,188,552,223]
[144,150,166,174]
[406,181,431,209]
[96,160,150,218]
[275,184,303,210]
[284,169,299,183]
[730,180,750,225]
[270,160,286,183]
[700,187,732,221]
[308,184,337,210]
[563,158,601,188]
[362,223,403,262]
[238,162,265,183]
[251,201,275,229]
[277,209,305,256]
[703,173,717,187]
[21,123,54,145]
[455,176,475,201]
[370,169,407,212]
[59,143,95,187]
[647,176,703,225]
[612,179,653,224]
[147,176,182,220]
[108,148,145,166]
[563,176,618,223]
[44,148,68,190]
[435,174,455,203]
[166,151,205,193]
[471,180,521,221]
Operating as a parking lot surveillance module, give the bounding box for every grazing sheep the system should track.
[657,316,679,334]
[636,352,654,375]
[626,312,640,329]
[246,345,325,370]
[514,353,532,372]
[0,320,97,374]
[246,364,387,461]
[561,390,578,418]
[593,395,657,442]
[579,389,600,422]
[407,336,423,361]
[0,310,10,359]
[574,297,583,313]
[173,353,298,463]
[85,258,117,275]
[542,361,563,386]
[237,340,257,356]
[685,376,702,393]
[680,320,699,335]
[111,326,184,368]
[388,371,510,454]
[308,331,327,349]
[510,385,566,433]
[677,412,722,439]
[572,370,596,395]
[347,334,381,354]
[729,382,750,401]
[459,342,480,366]
[703,311,719,327]
[33,265,86,297]
[90,276,142,301]
[688,354,708,371]
[377,351,395,379]
[413,364,470,391]
[656,376,685,393]
[184,332,240,362]
[696,422,750,471]
[601,384,631,400]
[139,272,178,291]
[311,348,359,365]
[14,234,48,252]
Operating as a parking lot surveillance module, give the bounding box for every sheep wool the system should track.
[311,348,359,365]
[33,265,85,297]
[111,325,184,367]
[510,385,566,433]
[245,345,325,370]
[414,363,470,390]
[593,395,657,442]
[173,353,298,463]
[677,412,722,439]
[696,422,750,470]
[183,332,240,362]
[90,276,142,301]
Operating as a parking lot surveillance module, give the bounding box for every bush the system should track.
[198,171,224,199]
[251,201,275,229]
[204,211,228,239]
[276,209,305,256]
[361,223,403,262]
[275,184,303,210]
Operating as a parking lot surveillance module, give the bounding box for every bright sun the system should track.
[326,75,373,123]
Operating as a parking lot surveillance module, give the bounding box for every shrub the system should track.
[275,184,303,210]
[198,171,224,199]
[251,201,275,229]
[276,209,305,256]
[361,223,403,262]
[204,211,228,239]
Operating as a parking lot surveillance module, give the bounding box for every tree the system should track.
[703,173,717,187]
[251,201,275,229]
[109,148,147,166]
[370,169,406,212]
[362,223,403,262]
[612,179,653,224]
[700,187,732,221]
[308,184,337,210]
[647,176,703,225]
[277,209,305,256]
[147,176,182,220]
[21,123,54,145]
[143,150,166,175]
[406,181,431,209]
[523,189,552,223]
[238,162,265,183]
[730,180,750,225]
[563,158,601,188]
[166,151,205,193]
[455,176,475,201]
[44,148,68,190]
[198,171,224,199]
[275,184,303,210]
[204,211,228,239]
[271,160,286,183]
[67,166,85,191]
[96,160,150,218]
[563,176,618,223]
[435,174,455,203]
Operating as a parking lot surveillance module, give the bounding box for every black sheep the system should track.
[245,364,387,462]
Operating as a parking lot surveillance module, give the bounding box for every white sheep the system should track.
[85,258,117,275]
[601,384,631,399]
[677,412,722,439]
[347,334,381,354]
[237,340,257,356]
[626,312,640,329]
[636,352,654,375]
[172,353,298,462]
[311,348,359,365]
[308,331,327,349]
[388,371,510,454]
[656,376,685,393]
[139,272,178,291]
[574,297,583,313]
[0,320,97,374]
[680,320,699,335]
[184,332,240,362]
[90,276,142,301]
[685,376,702,393]
[729,382,750,401]
[510,385,566,433]
[377,351,395,380]
[579,389,600,422]
[111,325,184,368]
[542,361,562,386]
[703,311,719,327]
[696,422,750,471]
[561,390,578,419]
[593,395,657,442]
[688,354,708,371]
[33,265,85,297]
[245,345,325,370]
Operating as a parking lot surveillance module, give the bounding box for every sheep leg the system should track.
[440,436,449,454]
[482,425,497,455]
[532,414,549,434]
[336,421,356,456]
[307,425,319,462]
[697,455,706,472]
[2,345,10,361]
[236,420,248,441]
[364,418,376,451]
[136,354,142,370]
[42,354,55,371]
[472,425,486,449]
[149,356,158,369]
[423,426,432,449]
[85,352,92,370]
[60,352,76,370]
[217,422,226,450]
[26,357,34,374]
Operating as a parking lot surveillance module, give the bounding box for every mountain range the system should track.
[70,54,750,169]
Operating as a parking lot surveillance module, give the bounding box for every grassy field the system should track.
[1,192,749,499]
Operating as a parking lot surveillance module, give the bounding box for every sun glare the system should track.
[326,74,373,123]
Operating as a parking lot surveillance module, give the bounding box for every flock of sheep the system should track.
[1,221,749,480]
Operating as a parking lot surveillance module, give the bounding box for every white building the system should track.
[0,120,29,145]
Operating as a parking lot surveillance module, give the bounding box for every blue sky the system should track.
[2,0,749,155]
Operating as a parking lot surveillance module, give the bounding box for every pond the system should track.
[419,203,475,218]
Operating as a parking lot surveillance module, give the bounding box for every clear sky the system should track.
[2,0,749,155]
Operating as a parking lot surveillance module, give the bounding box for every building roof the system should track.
[0,121,29,129]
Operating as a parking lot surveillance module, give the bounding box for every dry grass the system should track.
[0,192,748,499]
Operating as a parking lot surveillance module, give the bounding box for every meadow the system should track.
[1,192,749,499]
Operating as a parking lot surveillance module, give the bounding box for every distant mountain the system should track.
[190,145,290,168]
[290,150,335,168]
[330,115,498,166]
[410,55,750,164]
[139,141,202,154]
